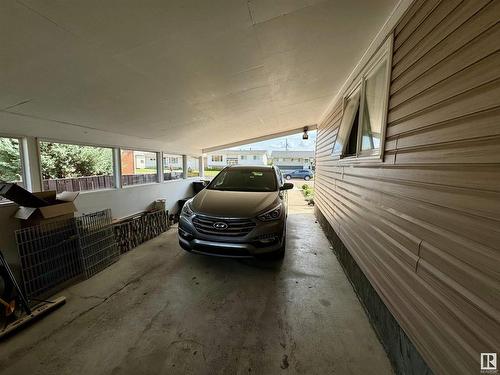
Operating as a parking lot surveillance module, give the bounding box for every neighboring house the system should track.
[121,150,158,174]
[270,151,315,171]
[163,155,183,170]
[206,149,268,168]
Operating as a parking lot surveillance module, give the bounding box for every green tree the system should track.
[39,142,113,179]
[0,138,22,182]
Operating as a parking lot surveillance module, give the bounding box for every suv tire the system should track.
[285,175,292,180]
[304,175,311,181]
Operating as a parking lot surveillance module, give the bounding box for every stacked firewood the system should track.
[113,209,168,254]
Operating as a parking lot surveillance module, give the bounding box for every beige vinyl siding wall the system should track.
[314,1,500,374]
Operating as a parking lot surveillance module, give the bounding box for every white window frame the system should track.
[332,35,393,162]
[186,155,201,178]
[38,138,118,192]
[119,148,160,187]
[162,152,185,182]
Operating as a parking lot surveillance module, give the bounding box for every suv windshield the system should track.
[207,168,277,192]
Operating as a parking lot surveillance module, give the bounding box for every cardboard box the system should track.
[15,191,79,227]
[0,183,48,207]
[0,184,79,227]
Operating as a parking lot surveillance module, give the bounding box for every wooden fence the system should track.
[42,173,168,193]
[43,175,115,193]
[2,172,187,196]
[121,173,158,186]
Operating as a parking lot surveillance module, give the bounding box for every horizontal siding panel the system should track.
[316,172,499,280]
[393,0,489,66]
[342,164,500,192]
[393,136,500,164]
[387,79,500,136]
[388,107,500,151]
[393,0,441,49]
[419,242,500,323]
[392,0,497,80]
[393,0,463,64]
[341,171,500,220]
[390,23,500,104]
[334,211,478,375]
[416,259,500,351]
[316,179,422,264]
[389,51,500,121]
[394,0,428,37]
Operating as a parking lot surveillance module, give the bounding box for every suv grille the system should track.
[192,215,256,237]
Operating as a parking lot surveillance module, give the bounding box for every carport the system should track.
[0,1,498,375]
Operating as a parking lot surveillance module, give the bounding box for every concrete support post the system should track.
[182,155,188,179]
[158,152,164,183]
[21,136,42,192]
[113,148,122,189]
[199,156,204,178]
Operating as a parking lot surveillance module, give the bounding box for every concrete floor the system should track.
[0,187,393,375]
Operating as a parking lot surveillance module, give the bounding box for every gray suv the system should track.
[178,166,293,259]
[284,169,314,180]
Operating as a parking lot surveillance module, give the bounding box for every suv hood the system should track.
[191,189,279,218]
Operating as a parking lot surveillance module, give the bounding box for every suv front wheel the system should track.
[285,175,292,180]
[304,175,311,181]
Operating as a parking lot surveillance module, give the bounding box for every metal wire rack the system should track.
[15,219,82,300]
[75,209,120,279]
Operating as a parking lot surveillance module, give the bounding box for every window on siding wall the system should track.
[39,141,114,193]
[360,58,388,153]
[332,39,391,159]
[163,153,183,180]
[211,155,223,162]
[121,149,158,186]
[187,156,200,177]
[0,137,23,203]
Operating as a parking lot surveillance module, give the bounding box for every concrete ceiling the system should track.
[0,0,398,154]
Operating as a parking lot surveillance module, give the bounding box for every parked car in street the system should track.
[284,169,314,181]
[178,165,293,259]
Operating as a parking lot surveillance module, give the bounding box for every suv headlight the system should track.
[181,200,194,217]
[257,204,282,221]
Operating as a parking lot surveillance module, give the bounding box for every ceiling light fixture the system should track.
[302,126,309,140]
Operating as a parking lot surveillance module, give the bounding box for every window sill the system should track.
[338,155,384,165]
[163,178,185,183]
[122,182,160,189]
[330,153,384,165]
[77,187,118,195]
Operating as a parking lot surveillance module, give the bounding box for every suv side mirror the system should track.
[281,182,294,190]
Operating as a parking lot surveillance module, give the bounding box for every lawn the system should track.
[135,168,157,174]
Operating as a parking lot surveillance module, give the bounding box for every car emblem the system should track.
[213,222,228,230]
